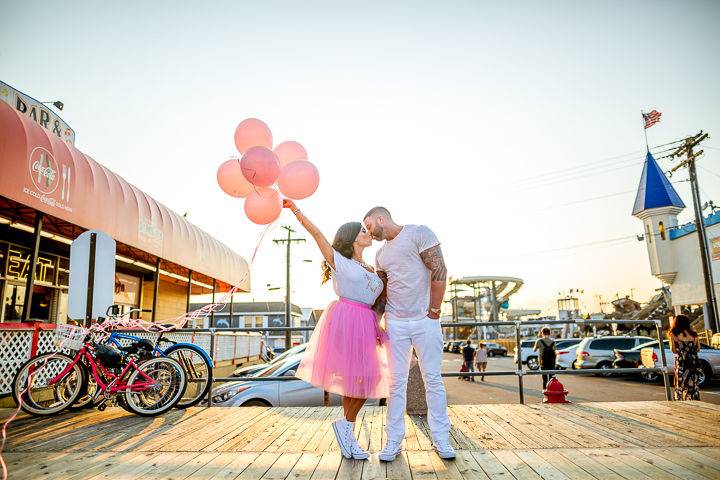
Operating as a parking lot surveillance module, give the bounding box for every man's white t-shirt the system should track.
[375,224,440,321]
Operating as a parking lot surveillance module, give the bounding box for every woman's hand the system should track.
[283,199,299,213]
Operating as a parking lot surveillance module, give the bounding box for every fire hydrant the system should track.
[542,377,570,404]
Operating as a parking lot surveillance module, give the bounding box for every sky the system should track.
[2,1,719,315]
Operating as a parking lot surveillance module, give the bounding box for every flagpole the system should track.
[641,110,649,152]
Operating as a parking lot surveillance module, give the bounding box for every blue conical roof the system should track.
[632,151,685,215]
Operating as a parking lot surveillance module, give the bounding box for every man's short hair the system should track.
[364,206,391,220]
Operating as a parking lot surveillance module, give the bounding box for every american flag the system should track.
[643,110,662,129]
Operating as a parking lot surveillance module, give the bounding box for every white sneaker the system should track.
[378,439,403,462]
[343,421,369,460]
[432,438,456,460]
[332,420,352,459]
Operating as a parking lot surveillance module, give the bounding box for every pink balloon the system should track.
[274,141,308,167]
[278,160,320,200]
[244,187,282,225]
[217,158,254,198]
[240,146,281,187]
[234,118,273,154]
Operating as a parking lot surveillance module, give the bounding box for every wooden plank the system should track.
[492,450,542,480]
[235,452,281,480]
[688,447,720,467]
[452,450,491,480]
[260,452,302,479]
[386,451,413,480]
[532,449,597,480]
[652,447,720,479]
[361,454,387,480]
[258,407,312,452]
[201,407,276,452]
[582,448,654,480]
[554,448,624,480]
[428,449,466,480]
[286,452,323,480]
[205,453,260,480]
[609,449,683,480]
[406,450,437,479]
[300,407,334,452]
[513,449,571,480]
[336,457,364,479]
[627,448,709,480]
[469,450,514,479]
[308,451,343,480]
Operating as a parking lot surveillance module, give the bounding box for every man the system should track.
[364,206,455,461]
[462,339,476,382]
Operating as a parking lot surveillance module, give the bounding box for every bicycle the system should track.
[12,324,187,417]
[67,307,213,410]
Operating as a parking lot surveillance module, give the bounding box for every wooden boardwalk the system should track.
[2,401,720,479]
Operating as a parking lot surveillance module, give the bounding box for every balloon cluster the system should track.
[217,118,320,224]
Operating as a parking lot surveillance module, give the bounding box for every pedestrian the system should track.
[284,200,389,460]
[533,327,556,389]
[364,206,456,461]
[669,314,701,400]
[461,339,476,381]
[475,342,488,381]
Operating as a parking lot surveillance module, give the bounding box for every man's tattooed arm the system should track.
[420,245,447,282]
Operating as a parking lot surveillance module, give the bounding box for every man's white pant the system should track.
[385,317,451,443]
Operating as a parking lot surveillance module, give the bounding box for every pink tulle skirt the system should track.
[296,298,390,399]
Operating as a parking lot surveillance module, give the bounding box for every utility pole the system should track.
[273,225,306,349]
[671,131,718,333]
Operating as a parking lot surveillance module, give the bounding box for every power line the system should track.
[484,235,638,262]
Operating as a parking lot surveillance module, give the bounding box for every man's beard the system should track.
[373,226,385,240]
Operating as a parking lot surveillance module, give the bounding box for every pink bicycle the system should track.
[12,324,187,417]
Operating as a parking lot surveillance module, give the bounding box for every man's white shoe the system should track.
[378,440,403,462]
[432,439,456,460]
[332,420,352,459]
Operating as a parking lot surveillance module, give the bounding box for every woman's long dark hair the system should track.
[321,222,362,284]
[670,314,697,338]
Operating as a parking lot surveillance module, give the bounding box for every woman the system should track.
[533,327,556,389]
[475,343,488,382]
[284,199,389,460]
[669,314,701,400]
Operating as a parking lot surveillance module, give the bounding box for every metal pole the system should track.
[21,212,43,321]
[514,321,524,404]
[688,155,719,332]
[84,233,97,327]
[186,269,192,314]
[491,281,499,322]
[230,290,234,328]
[207,329,216,407]
[654,320,673,401]
[285,228,292,350]
[211,278,216,328]
[151,256,161,322]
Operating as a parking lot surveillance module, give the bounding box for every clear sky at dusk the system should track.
[2,1,719,314]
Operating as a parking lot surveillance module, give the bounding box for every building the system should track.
[632,150,719,330]
[0,82,250,324]
[190,301,305,350]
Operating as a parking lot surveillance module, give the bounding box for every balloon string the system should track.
[0,221,279,480]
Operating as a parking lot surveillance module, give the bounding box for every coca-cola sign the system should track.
[28,147,59,195]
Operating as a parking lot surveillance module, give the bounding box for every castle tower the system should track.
[632,151,685,284]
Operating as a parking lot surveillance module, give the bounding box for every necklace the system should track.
[352,258,374,272]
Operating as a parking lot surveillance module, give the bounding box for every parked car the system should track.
[554,339,583,369]
[640,341,720,388]
[448,341,464,354]
[575,336,654,375]
[484,342,507,357]
[230,343,307,378]
[212,352,381,407]
[513,340,539,369]
[612,340,669,381]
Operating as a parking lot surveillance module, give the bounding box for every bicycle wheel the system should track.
[12,352,87,416]
[121,357,186,416]
[164,344,212,408]
[66,374,100,410]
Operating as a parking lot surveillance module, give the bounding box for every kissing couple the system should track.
[284,200,455,461]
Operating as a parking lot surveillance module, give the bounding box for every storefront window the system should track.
[57,257,69,287]
[5,246,57,284]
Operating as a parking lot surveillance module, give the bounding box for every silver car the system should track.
[211,352,382,407]
[575,336,654,374]
[230,343,307,378]
[640,342,720,388]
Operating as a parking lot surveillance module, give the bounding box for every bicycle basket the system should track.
[54,324,89,351]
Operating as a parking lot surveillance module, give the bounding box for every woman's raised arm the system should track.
[283,199,335,268]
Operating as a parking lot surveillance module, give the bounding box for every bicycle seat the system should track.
[148,323,178,332]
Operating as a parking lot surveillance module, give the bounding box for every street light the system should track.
[41,101,64,111]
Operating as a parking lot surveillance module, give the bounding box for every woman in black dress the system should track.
[669,314,701,401]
